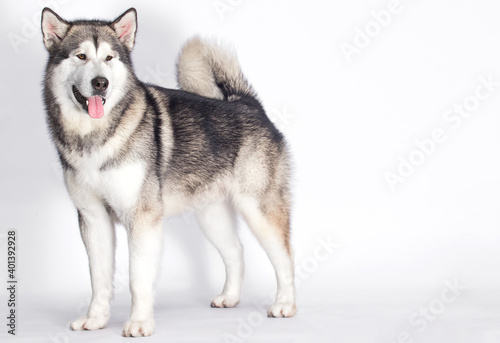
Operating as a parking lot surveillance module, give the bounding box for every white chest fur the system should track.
[65,156,146,220]
[100,162,146,214]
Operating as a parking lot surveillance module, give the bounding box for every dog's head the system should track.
[41,8,137,119]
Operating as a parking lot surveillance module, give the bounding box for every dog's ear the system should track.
[41,8,70,50]
[111,8,137,52]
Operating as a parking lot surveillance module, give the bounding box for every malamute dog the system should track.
[41,7,296,337]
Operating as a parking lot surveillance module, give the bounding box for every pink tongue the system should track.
[88,96,104,119]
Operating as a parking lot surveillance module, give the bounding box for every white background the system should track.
[1,0,500,342]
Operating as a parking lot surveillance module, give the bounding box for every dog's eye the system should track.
[76,54,86,60]
[106,56,113,61]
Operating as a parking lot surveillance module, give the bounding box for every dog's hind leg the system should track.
[237,196,297,317]
[196,200,244,308]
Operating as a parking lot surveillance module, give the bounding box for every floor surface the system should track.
[3,291,499,343]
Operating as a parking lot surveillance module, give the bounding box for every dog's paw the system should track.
[267,302,297,318]
[122,318,155,337]
[210,293,240,308]
[70,315,109,331]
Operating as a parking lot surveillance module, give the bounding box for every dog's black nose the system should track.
[91,77,109,91]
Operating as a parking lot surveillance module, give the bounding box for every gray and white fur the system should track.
[41,7,296,337]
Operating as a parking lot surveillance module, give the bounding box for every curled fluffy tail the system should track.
[176,36,257,101]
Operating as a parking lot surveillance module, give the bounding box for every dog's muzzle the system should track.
[72,85,106,119]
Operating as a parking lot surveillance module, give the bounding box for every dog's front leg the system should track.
[122,218,163,337]
[70,206,115,331]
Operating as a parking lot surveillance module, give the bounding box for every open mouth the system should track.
[72,86,106,119]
